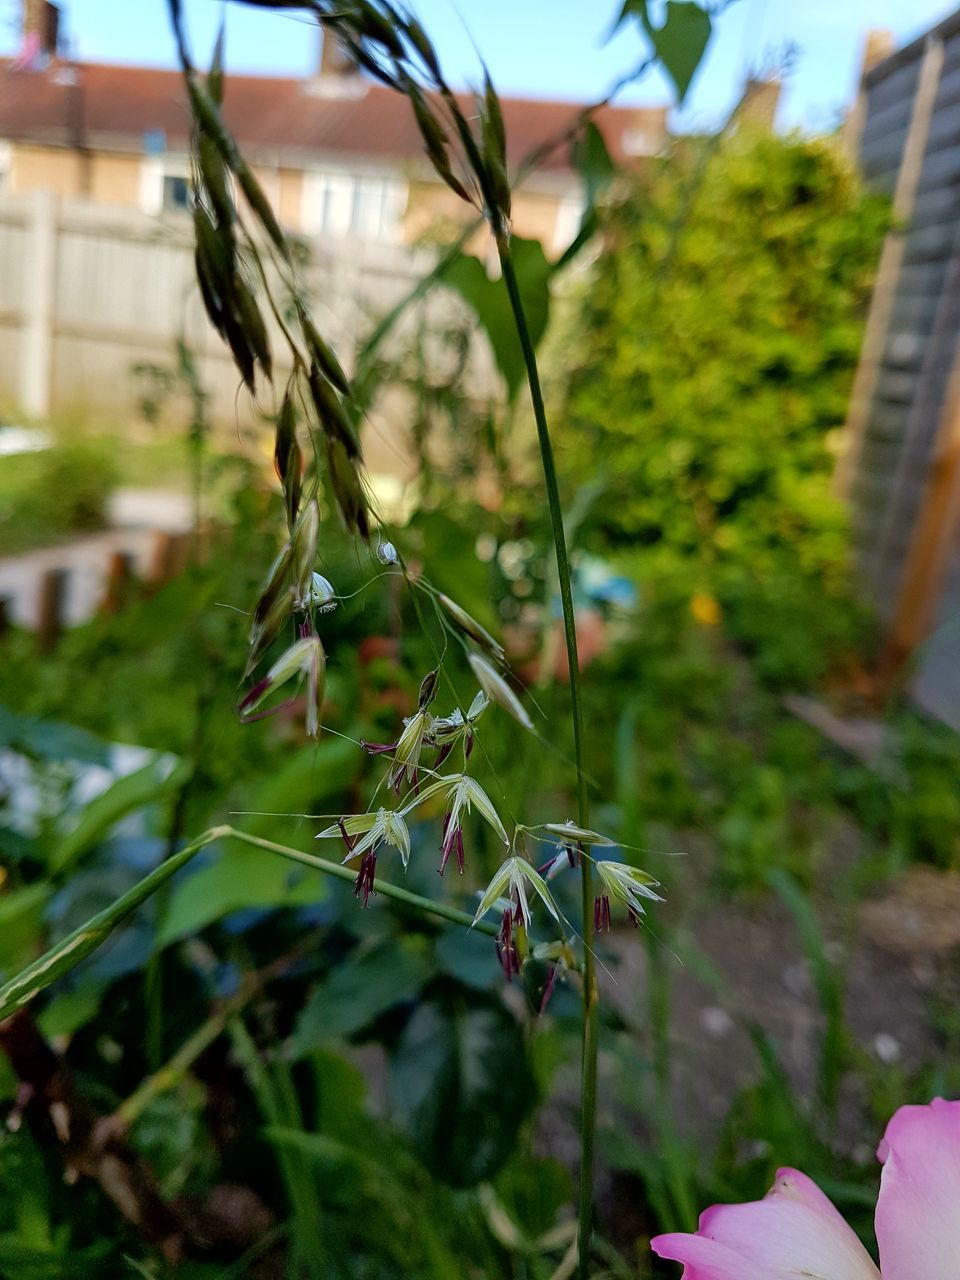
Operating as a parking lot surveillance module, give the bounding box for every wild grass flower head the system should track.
[238,634,326,737]
[593,860,663,931]
[416,773,509,874]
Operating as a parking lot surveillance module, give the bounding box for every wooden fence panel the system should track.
[840,9,960,721]
[0,191,463,431]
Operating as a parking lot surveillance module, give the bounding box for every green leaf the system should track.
[290,937,430,1056]
[403,509,498,633]
[495,1156,572,1240]
[440,236,551,399]
[155,836,318,945]
[0,826,37,863]
[242,735,360,841]
[573,120,616,211]
[51,759,191,874]
[0,832,214,1021]
[555,121,619,267]
[0,884,51,974]
[0,705,110,766]
[434,929,499,991]
[37,984,106,1039]
[310,1049,368,1137]
[616,0,712,103]
[157,739,359,943]
[390,994,535,1186]
[0,1239,114,1280]
[264,1127,365,1171]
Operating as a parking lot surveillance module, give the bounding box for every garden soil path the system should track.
[605,827,957,1152]
[535,823,960,1193]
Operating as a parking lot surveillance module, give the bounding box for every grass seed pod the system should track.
[188,77,290,262]
[403,13,442,79]
[197,134,234,228]
[274,393,302,525]
[221,307,256,390]
[195,244,225,333]
[354,1,406,58]
[408,85,472,203]
[436,592,504,661]
[298,308,350,396]
[326,438,369,538]
[246,583,295,675]
[309,364,362,459]
[468,652,533,732]
[292,501,320,602]
[207,21,225,105]
[233,277,272,380]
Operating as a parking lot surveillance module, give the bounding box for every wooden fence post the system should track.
[22,189,58,420]
[37,568,68,653]
[873,222,960,583]
[879,335,960,684]
[835,34,944,497]
[101,551,133,615]
[146,531,190,588]
[841,29,897,160]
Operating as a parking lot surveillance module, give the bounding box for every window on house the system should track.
[139,155,191,216]
[303,170,406,240]
[553,190,586,256]
[162,173,190,213]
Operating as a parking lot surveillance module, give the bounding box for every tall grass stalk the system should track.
[134,7,706,1273]
[497,236,597,1279]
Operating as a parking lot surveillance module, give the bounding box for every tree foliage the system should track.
[563,129,890,683]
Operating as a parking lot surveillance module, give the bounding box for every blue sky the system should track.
[2,0,959,129]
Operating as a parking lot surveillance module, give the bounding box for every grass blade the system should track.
[0,827,224,1020]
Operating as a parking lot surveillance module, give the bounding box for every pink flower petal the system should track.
[876,1097,960,1280]
[652,1168,879,1280]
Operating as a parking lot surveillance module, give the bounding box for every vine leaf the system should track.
[557,121,617,268]
[439,236,551,400]
[614,1,712,103]
[389,993,535,1186]
[290,938,430,1055]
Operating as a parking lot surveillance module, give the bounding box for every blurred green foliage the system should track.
[0,477,583,1278]
[1,87,959,1280]
[563,129,890,686]
[0,441,119,555]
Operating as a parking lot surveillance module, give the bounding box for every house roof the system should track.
[0,58,667,179]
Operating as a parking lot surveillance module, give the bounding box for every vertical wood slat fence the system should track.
[839,10,960,723]
[0,189,446,427]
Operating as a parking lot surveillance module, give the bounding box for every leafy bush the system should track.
[0,441,119,554]
[562,129,890,685]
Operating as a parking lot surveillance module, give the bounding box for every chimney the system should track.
[862,29,896,76]
[621,107,669,158]
[21,0,60,58]
[307,25,365,99]
[319,27,355,78]
[739,76,781,130]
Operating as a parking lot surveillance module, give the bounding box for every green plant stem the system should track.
[0,827,225,1022]
[496,235,596,1280]
[0,825,499,1026]
[220,827,499,936]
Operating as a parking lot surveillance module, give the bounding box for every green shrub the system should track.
[562,129,890,686]
[0,441,119,554]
